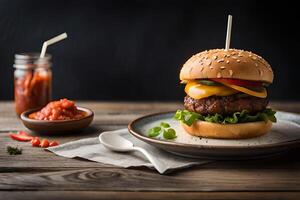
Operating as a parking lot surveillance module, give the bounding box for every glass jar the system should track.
[14,53,52,116]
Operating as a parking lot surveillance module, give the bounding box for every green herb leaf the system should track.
[7,146,22,155]
[147,122,177,140]
[198,80,220,86]
[147,127,161,137]
[163,128,177,139]
[160,122,170,128]
[174,110,202,126]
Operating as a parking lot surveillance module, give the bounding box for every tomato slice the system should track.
[10,133,33,142]
[210,78,263,87]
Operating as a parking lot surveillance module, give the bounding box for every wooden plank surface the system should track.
[2,191,300,200]
[1,101,300,199]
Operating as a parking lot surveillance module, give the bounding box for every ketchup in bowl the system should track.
[29,99,86,121]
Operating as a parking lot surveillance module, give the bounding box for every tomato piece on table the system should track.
[210,78,263,87]
[49,141,59,147]
[40,139,50,148]
[31,137,41,147]
[17,131,30,136]
[10,133,33,142]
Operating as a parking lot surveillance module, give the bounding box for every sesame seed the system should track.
[237,59,241,63]
[217,72,222,78]
[188,67,193,75]
[207,60,212,66]
[217,59,224,63]
[200,66,204,72]
[226,60,230,64]
[220,66,226,70]
[255,63,258,67]
[258,69,263,76]
[229,70,233,76]
[238,54,243,57]
[209,66,213,69]
[213,55,218,60]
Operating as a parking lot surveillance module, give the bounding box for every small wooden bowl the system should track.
[20,107,94,134]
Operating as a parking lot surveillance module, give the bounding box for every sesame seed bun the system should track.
[181,120,272,139]
[180,49,274,83]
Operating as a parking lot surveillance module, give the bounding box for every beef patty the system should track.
[184,94,268,115]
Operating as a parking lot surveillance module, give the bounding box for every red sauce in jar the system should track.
[29,99,86,121]
[15,71,51,116]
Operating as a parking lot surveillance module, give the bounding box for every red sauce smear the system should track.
[29,99,86,121]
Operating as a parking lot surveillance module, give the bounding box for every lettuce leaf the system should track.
[173,109,276,126]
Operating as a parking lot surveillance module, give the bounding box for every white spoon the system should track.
[99,131,168,174]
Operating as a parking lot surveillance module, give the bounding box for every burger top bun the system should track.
[180,49,274,83]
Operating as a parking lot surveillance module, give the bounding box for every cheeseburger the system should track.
[174,49,276,139]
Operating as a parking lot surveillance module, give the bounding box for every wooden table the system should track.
[1,101,300,200]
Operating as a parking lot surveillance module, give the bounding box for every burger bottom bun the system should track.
[181,120,273,139]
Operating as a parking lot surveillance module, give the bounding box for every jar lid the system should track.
[14,53,52,69]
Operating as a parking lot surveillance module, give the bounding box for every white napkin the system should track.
[47,129,211,173]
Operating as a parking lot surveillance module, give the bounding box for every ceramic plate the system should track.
[128,111,300,160]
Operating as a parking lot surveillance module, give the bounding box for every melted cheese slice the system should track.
[222,83,267,98]
[185,81,268,99]
[185,81,238,99]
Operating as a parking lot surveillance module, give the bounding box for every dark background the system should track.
[0,0,299,101]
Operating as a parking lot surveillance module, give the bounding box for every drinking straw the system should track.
[40,33,68,58]
[225,15,232,50]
